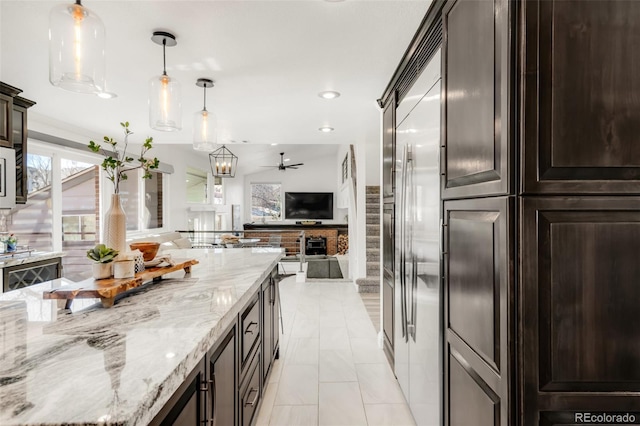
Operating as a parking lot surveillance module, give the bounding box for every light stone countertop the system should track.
[0,247,283,426]
[0,250,65,268]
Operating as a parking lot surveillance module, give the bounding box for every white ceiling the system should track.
[0,0,431,166]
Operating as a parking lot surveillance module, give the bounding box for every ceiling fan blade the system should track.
[287,163,304,167]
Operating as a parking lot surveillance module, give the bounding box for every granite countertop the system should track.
[0,250,65,268]
[0,247,283,425]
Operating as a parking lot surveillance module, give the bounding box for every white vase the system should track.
[104,194,127,254]
[92,262,112,280]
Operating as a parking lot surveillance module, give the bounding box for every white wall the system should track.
[243,151,347,226]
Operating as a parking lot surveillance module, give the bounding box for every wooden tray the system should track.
[43,259,199,308]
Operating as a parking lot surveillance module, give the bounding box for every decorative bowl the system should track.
[129,242,160,261]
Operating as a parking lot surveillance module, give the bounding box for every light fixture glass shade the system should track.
[49,1,106,94]
[209,145,238,178]
[193,109,217,151]
[149,74,182,131]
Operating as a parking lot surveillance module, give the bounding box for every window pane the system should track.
[118,174,139,231]
[213,176,223,205]
[186,166,208,203]
[27,154,52,194]
[251,183,281,222]
[144,172,163,229]
[61,160,98,281]
[11,154,53,251]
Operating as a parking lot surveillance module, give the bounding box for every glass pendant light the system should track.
[49,0,106,94]
[193,78,217,151]
[149,31,181,132]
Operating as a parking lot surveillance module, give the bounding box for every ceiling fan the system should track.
[262,152,304,171]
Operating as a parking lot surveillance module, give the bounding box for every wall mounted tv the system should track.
[284,192,334,220]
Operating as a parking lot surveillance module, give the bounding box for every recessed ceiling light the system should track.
[284,158,290,162]
[271,143,278,146]
[319,91,340,99]
[319,126,334,133]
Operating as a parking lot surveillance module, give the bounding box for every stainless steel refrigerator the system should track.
[394,49,441,425]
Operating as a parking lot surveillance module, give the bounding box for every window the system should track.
[213,176,223,205]
[62,215,96,241]
[251,183,282,222]
[342,153,348,184]
[186,166,208,204]
[118,170,164,231]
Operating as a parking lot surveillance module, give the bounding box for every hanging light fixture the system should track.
[49,0,106,94]
[193,78,217,151]
[209,145,238,178]
[149,31,181,132]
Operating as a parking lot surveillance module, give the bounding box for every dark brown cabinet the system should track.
[442,0,512,199]
[522,0,640,195]
[150,360,205,426]
[207,325,237,426]
[0,82,35,204]
[240,349,261,426]
[0,82,20,149]
[520,197,640,425]
[12,97,35,204]
[153,266,280,426]
[443,197,514,426]
[381,0,640,424]
[262,268,280,383]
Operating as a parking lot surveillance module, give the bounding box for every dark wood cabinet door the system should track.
[208,326,237,426]
[382,92,396,202]
[12,96,34,204]
[442,0,513,199]
[444,196,514,426]
[151,360,205,426]
[521,0,640,194]
[520,197,640,425]
[262,276,273,383]
[0,93,12,148]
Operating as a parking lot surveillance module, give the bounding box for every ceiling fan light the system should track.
[149,31,182,132]
[49,0,106,94]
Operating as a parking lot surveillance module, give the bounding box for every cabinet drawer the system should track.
[240,293,260,368]
[240,350,261,426]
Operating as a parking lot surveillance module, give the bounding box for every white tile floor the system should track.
[256,277,416,426]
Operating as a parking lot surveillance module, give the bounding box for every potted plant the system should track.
[87,244,119,280]
[4,234,17,252]
[88,122,159,253]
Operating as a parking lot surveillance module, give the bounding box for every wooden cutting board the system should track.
[43,259,199,308]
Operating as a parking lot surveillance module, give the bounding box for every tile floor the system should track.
[255,277,416,426]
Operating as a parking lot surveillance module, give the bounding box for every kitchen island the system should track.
[0,247,283,425]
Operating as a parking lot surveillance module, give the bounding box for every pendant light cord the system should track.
[203,86,207,111]
[162,38,167,76]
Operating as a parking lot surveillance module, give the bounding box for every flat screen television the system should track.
[284,192,333,220]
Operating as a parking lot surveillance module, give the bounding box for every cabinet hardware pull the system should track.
[245,321,258,334]
[244,388,259,407]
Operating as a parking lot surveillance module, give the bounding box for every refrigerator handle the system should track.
[400,144,409,342]
[405,145,416,342]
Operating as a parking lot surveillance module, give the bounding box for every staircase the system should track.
[355,186,380,293]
